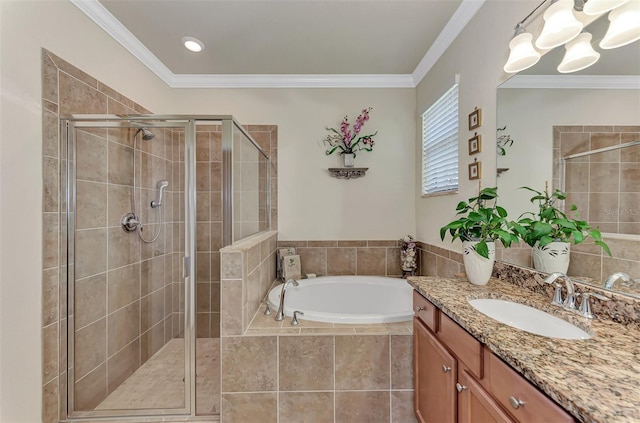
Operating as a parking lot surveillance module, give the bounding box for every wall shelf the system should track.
[328,167,368,179]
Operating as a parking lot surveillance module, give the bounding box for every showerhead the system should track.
[135,127,155,140]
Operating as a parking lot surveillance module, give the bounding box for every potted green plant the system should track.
[510,185,611,273]
[440,187,518,285]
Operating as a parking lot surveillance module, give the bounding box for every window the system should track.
[421,84,459,196]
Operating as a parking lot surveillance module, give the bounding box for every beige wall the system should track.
[169,88,417,241]
[415,0,539,249]
[497,88,640,219]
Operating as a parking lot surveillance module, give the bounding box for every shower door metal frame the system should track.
[59,114,270,420]
[60,116,197,420]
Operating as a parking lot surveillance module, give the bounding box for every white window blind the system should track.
[421,84,459,195]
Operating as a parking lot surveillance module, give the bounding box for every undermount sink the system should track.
[468,298,592,340]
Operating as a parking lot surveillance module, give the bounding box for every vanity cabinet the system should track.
[413,291,575,423]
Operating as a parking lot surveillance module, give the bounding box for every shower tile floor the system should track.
[97,338,220,415]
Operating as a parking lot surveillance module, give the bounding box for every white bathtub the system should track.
[266,275,414,324]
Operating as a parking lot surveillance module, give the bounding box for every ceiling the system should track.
[73,0,483,87]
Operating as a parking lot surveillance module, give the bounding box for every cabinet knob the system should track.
[442,365,451,373]
[415,306,424,312]
[509,396,524,409]
[456,383,467,392]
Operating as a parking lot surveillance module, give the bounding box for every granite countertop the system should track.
[407,276,640,423]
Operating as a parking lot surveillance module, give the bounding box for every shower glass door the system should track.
[62,117,196,418]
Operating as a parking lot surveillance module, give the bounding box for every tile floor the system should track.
[96,338,220,415]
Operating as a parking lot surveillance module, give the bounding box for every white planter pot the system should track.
[343,153,355,167]
[462,241,496,286]
[532,241,570,274]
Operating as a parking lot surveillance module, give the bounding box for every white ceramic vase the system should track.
[462,241,496,286]
[532,241,570,274]
[343,153,355,167]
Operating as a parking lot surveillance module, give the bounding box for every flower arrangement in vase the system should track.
[324,107,378,167]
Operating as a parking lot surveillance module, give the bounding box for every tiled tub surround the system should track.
[218,309,416,423]
[275,240,403,277]
[408,275,640,423]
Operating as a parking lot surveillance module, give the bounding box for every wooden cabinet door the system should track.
[414,317,457,423]
[457,368,514,423]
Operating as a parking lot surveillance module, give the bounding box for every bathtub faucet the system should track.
[275,279,299,321]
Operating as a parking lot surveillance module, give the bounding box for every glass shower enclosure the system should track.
[59,115,270,419]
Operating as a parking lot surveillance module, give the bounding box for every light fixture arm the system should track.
[514,0,550,30]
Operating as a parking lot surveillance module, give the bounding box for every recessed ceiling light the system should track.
[182,36,204,53]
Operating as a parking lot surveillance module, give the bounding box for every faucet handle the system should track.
[291,310,304,326]
[549,282,564,306]
[262,301,272,316]
[577,292,609,319]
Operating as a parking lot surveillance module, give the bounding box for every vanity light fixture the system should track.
[535,0,584,49]
[557,32,601,72]
[583,0,630,15]
[504,24,542,73]
[182,36,204,53]
[599,0,640,49]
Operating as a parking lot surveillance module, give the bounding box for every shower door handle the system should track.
[183,256,191,278]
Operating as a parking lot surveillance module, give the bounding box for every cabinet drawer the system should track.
[413,291,437,332]
[487,352,575,423]
[439,313,483,379]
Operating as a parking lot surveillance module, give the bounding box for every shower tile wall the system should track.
[41,49,184,418]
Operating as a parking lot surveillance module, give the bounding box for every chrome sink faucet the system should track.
[543,272,576,310]
[604,272,632,289]
[275,279,299,321]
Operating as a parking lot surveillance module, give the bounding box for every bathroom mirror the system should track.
[496,13,640,298]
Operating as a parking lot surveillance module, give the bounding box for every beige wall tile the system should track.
[335,391,390,423]
[140,256,165,296]
[43,324,58,384]
[590,163,620,193]
[108,301,140,355]
[107,339,140,394]
[109,262,140,306]
[141,321,165,363]
[42,50,58,103]
[279,392,334,423]
[108,227,140,270]
[387,247,402,277]
[75,228,107,279]
[75,318,106,380]
[76,273,107,328]
[621,163,640,193]
[222,393,277,423]
[221,280,243,336]
[279,336,334,391]
[221,252,243,279]
[58,71,106,115]
[560,132,590,156]
[335,335,390,390]
[327,247,356,276]
[43,378,59,423]
[107,184,132,228]
[357,248,387,276]
[297,247,327,276]
[43,268,59,327]
[107,141,133,186]
[197,251,211,283]
[141,290,165,333]
[43,156,59,213]
[221,336,277,392]
[75,364,107,411]
[391,335,413,389]
[568,252,602,281]
[77,130,108,183]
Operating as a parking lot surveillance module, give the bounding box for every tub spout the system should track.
[275,279,299,321]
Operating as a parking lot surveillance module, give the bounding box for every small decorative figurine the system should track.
[400,235,417,278]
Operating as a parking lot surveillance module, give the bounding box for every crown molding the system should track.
[500,75,640,89]
[72,0,479,88]
[412,0,485,86]
[70,0,175,83]
[167,73,415,88]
